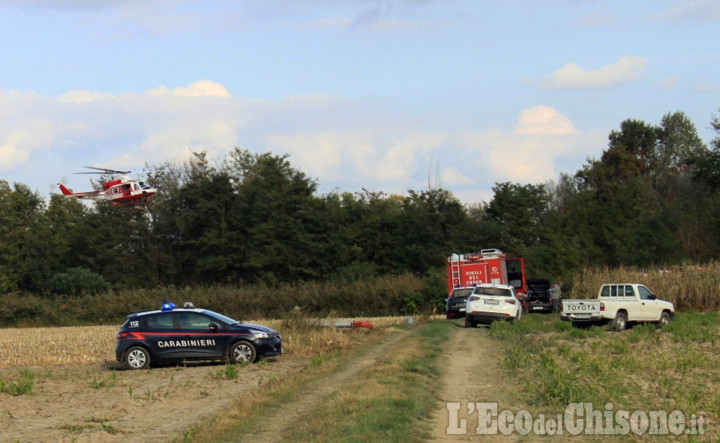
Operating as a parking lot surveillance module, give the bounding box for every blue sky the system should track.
[1,0,718,205]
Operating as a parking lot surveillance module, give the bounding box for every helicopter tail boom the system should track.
[57,183,102,199]
[58,183,73,196]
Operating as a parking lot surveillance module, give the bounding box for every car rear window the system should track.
[475,288,512,297]
[450,288,473,298]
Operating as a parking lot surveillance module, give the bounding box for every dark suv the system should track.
[526,279,556,313]
[116,302,282,369]
[445,286,475,319]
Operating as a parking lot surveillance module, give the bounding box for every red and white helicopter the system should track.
[58,166,157,207]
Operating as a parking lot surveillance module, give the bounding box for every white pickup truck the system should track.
[560,283,674,331]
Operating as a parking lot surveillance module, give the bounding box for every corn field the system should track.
[567,262,720,311]
[0,316,411,368]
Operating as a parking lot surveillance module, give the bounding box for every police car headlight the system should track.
[249,329,270,339]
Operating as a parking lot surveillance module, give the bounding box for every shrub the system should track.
[49,267,110,295]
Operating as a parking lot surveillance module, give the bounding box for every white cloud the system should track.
[266,131,347,182]
[374,135,433,180]
[440,166,473,187]
[57,89,115,103]
[654,76,680,91]
[693,81,718,92]
[527,56,648,90]
[653,0,720,24]
[514,105,576,135]
[147,80,231,98]
[0,136,33,171]
[0,82,606,205]
[0,89,56,173]
[0,128,53,172]
[452,106,605,187]
[266,131,442,190]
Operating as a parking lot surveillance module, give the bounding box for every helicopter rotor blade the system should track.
[75,166,131,175]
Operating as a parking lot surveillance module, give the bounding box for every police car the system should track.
[116,302,282,369]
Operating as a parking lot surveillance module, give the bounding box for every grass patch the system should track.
[87,417,120,435]
[0,369,45,396]
[209,362,239,381]
[285,321,452,442]
[61,417,120,436]
[488,312,718,438]
[89,371,118,389]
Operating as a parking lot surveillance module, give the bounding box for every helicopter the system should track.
[58,166,157,207]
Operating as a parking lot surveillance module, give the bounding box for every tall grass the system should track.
[3,262,718,328]
[0,272,440,327]
[489,313,720,431]
[566,262,720,311]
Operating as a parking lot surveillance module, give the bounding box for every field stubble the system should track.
[0,315,413,442]
[0,316,409,368]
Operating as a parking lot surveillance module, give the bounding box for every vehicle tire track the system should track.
[429,323,522,442]
[248,327,415,442]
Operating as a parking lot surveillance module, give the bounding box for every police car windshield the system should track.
[204,310,240,326]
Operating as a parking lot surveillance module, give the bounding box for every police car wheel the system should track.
[230,341,257,364]
[125,346,150,370]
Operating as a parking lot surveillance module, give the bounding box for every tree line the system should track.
[1,110,719,295]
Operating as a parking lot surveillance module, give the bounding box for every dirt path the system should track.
[248,327,415,442]
[429,322,522,442]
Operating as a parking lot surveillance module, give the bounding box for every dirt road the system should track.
[247,326,415,442]
[429,322,522,442]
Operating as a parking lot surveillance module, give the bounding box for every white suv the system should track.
[465,284,522,328]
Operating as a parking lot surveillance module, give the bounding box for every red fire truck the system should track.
[445,249,528,318]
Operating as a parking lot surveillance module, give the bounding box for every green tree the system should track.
[654,112,706,199]
[482,182,549,256]
[397,188,467,273]
[177,170,240,284]
[225,148,325,284]
[570,117,687,267]
[0,182,50,293]
[79,202,155,287]
[44,195,93,286]
[685,111,720,258]
[690,112,720,192]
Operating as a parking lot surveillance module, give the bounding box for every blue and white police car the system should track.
[116,302,282,369]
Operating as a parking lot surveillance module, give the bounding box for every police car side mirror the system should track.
[209,322,219,332]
